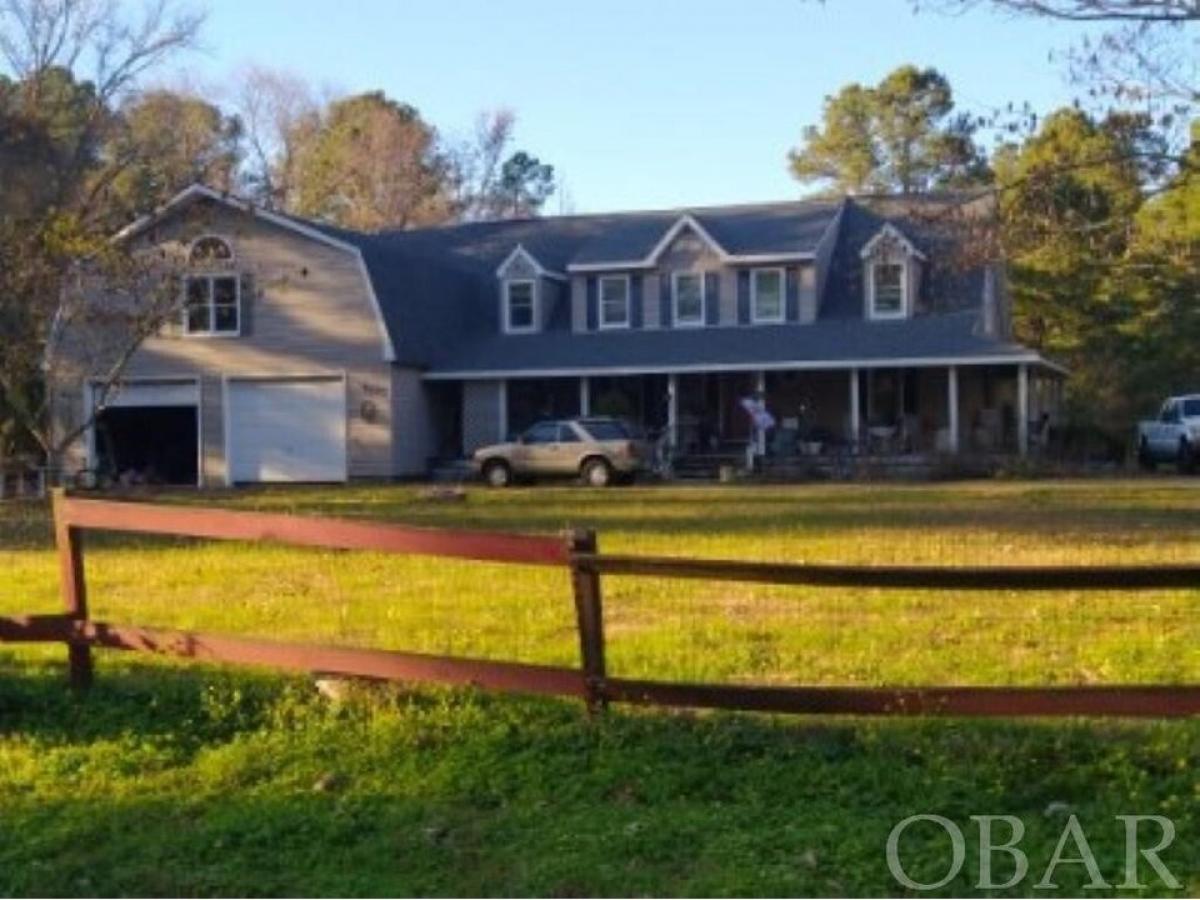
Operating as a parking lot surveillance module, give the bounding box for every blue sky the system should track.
[182,0,1099,213]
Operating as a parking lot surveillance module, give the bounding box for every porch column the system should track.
[579,376,590,416]
[865,369,873,424]
[947,365,960,453]
[1017,363,1029,456]
[849,368,861,446]
[497,379,508,442]
[755,370,767,455]
[667,373,678,451]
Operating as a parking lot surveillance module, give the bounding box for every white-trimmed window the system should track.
[183,236,239,336]
[184,275,240,335]
[750,268,785,323]
[504,279,537,333]
[869,261,906,319]
[861,223,921,321]
[599,275,630,329]
[672,272,705,327]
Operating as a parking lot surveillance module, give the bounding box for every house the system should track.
[56,184,1064,486]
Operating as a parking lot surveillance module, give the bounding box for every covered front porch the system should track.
[455,359,1065,471]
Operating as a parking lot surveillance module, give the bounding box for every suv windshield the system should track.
[1183,399,1200,417]
[580,419,629,441]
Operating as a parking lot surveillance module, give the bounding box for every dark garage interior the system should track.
[94,405,199,485]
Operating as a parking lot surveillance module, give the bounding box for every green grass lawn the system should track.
[1,480,1199,895]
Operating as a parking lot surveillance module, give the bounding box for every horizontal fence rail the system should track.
[1,490,1197,719]
[57,495,570,567]
[0,615,585,697]
[578,553,1200,591]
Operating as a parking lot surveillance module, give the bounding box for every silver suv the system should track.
[473,417,648,487]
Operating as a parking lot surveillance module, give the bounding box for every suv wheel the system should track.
[482,459,512,488]
[581,457,613,488]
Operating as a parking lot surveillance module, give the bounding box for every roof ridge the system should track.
[370,195,847,240]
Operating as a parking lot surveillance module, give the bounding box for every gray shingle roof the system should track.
[281,192,1033,372]
[425,311,1038,378]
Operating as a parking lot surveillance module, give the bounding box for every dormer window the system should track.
[504,279,537,333]
[672,272,705,327]
[183,236,239,336]
[870,262,905,318]
[861,222,924,322]
[599,275,630,329]
[750,268,785,323]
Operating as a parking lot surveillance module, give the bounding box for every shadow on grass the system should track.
[1,656,1198,896]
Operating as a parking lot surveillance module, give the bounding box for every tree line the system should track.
[0,0,558,466]
[1,0,1195,467]
[2,61,558,235]
[788,0,1198,451]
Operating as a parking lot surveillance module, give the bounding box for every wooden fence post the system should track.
[51,489,91,689]
[567,528,606,713]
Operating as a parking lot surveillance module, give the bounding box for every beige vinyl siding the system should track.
[462,380,505,453]
[62,198,395,480]
[642,273,661,329]
[798,265,818,324]
[655,226,724,329]
[200,376,224,486]
[719,270,738,324]
[390,366,438,476]
[570,276,587,332]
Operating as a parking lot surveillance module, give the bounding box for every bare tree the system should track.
[445,109,557,220]
[0,228,189,466]
[446,109,517,220]
[0,0,203,474]
[922,1,1198,122]
[1,0,204,99]
[231,64,319,208]
[1,0,204,218]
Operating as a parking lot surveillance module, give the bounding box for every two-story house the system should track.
[56,184,1063,485]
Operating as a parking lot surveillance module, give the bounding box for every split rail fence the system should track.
[1,490,1198,718]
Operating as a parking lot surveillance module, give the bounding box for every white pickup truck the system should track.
[1137,395,1200,473]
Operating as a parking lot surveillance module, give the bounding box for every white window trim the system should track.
[503,278,538,334]
[598,274,631,330]
[188,234,236,266]
[496,244,566,282]
[750,267,786,324]
[182,273,242,338]
[671,271,707,328]
[859,222,926,262]
[646,215,728,265]
[867,260,908,321]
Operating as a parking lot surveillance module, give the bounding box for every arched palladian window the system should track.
[184,236,240,336]
[189,235,234,266]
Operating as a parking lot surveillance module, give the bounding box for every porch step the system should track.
[671,453,747,480]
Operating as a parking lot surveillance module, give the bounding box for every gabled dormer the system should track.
[496,244,566,334]
[860,222,926,321]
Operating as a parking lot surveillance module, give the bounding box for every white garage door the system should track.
[227,377,347,483]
